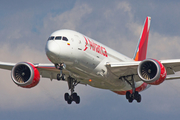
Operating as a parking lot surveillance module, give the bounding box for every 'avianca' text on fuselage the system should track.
[84,36,108,57]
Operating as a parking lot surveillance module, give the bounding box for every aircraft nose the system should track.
[45,40,60,58]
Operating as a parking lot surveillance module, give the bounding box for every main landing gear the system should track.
[55,63,80,104]
[64,76,80,104]
[120,75,142,103]
[126,91,141,103]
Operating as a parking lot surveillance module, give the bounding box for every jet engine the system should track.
[11,62,40,88]
[138,59,166,85]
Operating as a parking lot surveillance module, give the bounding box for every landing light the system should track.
[89,79,92,82]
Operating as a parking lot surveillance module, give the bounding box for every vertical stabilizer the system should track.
[133,16,151,61]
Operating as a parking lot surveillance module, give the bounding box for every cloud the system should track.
[42,2,92,32]
[148,34,180,60]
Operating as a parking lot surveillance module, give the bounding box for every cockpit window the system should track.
[62,37,68,41]
[55,36,62,40]
[48,36,54,40]
[48,36,68,41]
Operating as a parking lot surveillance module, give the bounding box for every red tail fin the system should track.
[133,17,151,61]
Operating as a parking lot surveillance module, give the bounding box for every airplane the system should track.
[1,16,180,104]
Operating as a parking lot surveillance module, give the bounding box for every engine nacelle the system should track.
[11,62,40,88]
[138,59,166,85]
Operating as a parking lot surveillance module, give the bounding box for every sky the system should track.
[0,0,180,120]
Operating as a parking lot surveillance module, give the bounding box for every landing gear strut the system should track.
[120,75,142,103]
[55,63,66,80]
[64,76,80,104]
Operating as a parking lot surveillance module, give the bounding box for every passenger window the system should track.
[55,36,62,40]
[48,36,54,40]
[62,37,68,41]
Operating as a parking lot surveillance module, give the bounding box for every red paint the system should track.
[84,36,108,57]
[22,62,40,88]
[83,36,88,51]
[87,38,94,50]
[101,46,108,57]
[114,82,148,95]
[148,59,166,85]
[134,17,150,61]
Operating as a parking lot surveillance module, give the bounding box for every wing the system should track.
[0,62,15,70]
[1,59,180,82]
[106,59,180,81]
[160,59,180,74]
[0,62,64,80]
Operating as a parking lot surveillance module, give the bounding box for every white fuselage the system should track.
[45,29,144,92]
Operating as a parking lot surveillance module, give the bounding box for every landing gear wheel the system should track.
[61,74,65,80]
[72,93,77,101]
[126,91,131,100]
[64,93,72,104]
[67,99,72,104]
[75,96,80,104]
[57,74,61,81]
[71,93,80,104]
[64,93,69,101]
[136,94,141,103]
[128,97,133,103]
[57,74,65,81]
[134,91,139,100]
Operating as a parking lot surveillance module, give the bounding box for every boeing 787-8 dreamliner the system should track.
[1,17,180,104]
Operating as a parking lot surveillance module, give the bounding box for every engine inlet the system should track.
[13,64,31,83]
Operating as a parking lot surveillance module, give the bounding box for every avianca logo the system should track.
[84,36,108,57]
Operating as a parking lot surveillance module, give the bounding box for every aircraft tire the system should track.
[67,99,72,104]
[126,91,131,99]
[75,96,80,104]
[64,93,69,101]
[136,94,141,103]
[57,74,61,80]
[128,97,133,103]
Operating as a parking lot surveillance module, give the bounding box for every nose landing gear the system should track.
[55,63,66,80]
